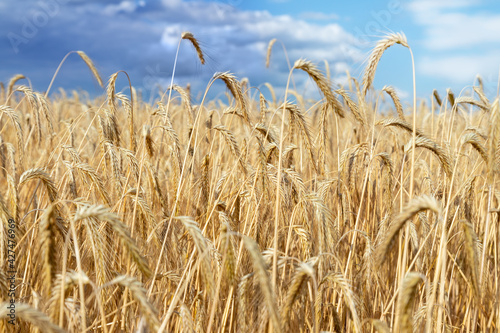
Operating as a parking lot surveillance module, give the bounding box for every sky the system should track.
[1,0,500,104]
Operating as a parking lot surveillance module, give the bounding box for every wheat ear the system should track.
[282,260,315,329]
[213,72,250,126]
[473,86,490,108]
[34,92,54,134]
[376,195,441,266]
[395,272,425,332]
[293,59,344,117]
[335,88,365,126]
[19,168,58,202]
[174,216,215,293]
[454,96,489,112]
[71,161,111,206]
[0,105,24,164]
[107,275,160,331]
[377,117,427,138]
[383,85,405,120]
[447,88,455,108]
[214,125,247,174]
[460,132,488,164]
[363,32,409,95]
[116,92,137,152]
[320,272,362,332]
[76,51,103,87]
[266,38,277,68]
[181,31,205,65]
[460,220,481,300]
[75,204,152,277]
[142,125,155,158]
[404,136,454,178]
[6,74,26,101]
[282,102,317,172]
[433,89,442,107]
[168,84,194,124]
[47,271,90,321]
[16,85,44,144]
[0,302,67,333]
[40,204,59,294]
[241,235,282,332]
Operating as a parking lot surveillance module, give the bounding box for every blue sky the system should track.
[1,0,500,103]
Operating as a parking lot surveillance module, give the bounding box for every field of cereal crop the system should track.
[0,31,499,332]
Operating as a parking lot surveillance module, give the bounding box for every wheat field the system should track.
[0,32,499,332]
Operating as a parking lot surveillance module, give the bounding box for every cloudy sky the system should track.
[1,0,500,102]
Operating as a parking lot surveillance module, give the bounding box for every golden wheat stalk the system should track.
[106,72,119,116]
[460,220,481,300]
[106,275,160,331]
[214,125,247,174]
[174,216,215,293]
[282,260,315,328]
[383,85,405,120]
[181,31,205,65]
[255,123,278,144]
[241,235,282,332]
[460,132,488,164]
[142,125,155,158]
[447,88,455,108]
[17,85,44,145]
[0,105,24,165]
[487,99,499,181]
[454,96,489,112]
[0,303,67,333]
[404,136,454,178]
[213,72,250,126]
[266,38,277,68]
[71,161,111,206]
[377,152,394,215]
[167,84,194,124]
[6,74,26,101]
[19,168,58,202]
[74,204,152,277]
[395,272,425,332]
[377,117,427,138]
[376,195,441,266]
[125,188,158,244]
[157,102,182,170]
[76,51,104,88]
[34,92,54,134]
[320,272,362,331]
[473,86,490,107]
[363,32,409,95]
[116,92,137,152]
[433,89,442,107]
[40,204,59,295]
[335,88,366,126]
[282,102,317,172]
[293,59,344,118]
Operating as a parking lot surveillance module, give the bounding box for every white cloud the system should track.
[161,0,183,8]
[299,12,339,21]
[103,1,137,15]
[409,0,500,86]
[419,53,499,83]
[408,0,477,13]
[409,0,500,50]
[161,25,183,49]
